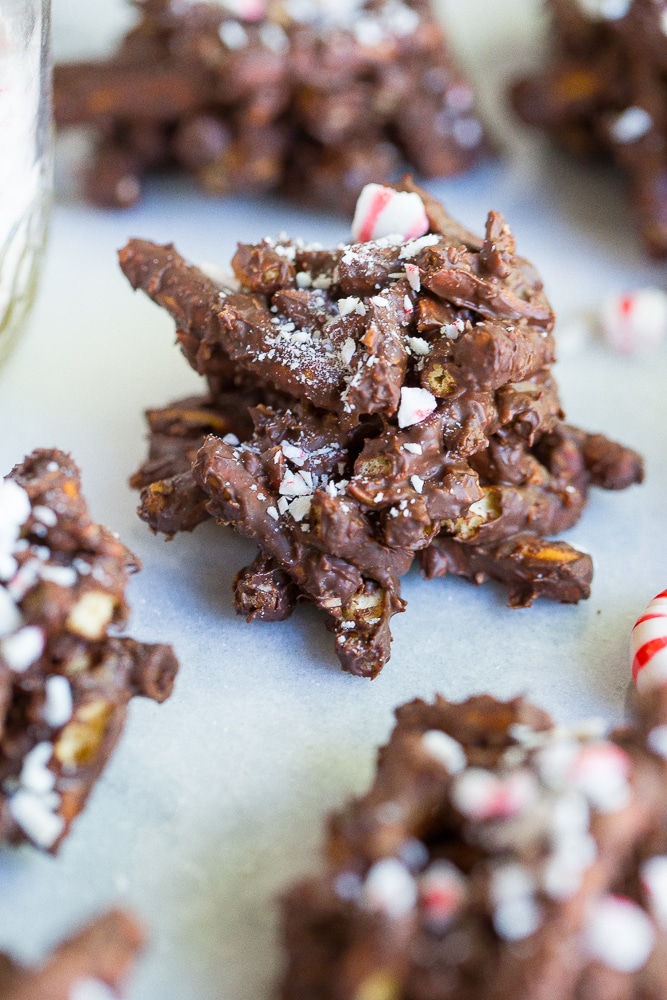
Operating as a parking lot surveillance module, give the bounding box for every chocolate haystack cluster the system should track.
[0,449,178,851]
[0,911,143,1000]
[281,685,667,1000]
[54,0,486,211]
[121,179,642,679]
[512,0,667,257]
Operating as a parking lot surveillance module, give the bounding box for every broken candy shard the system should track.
[351,184,429,243]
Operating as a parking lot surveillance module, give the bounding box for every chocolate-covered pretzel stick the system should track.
[421,531,593,607]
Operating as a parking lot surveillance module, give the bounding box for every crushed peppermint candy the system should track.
[340,337,356,366]
[647,724,667,758]
[397,386,437,428]
[421,729,467,774]
[280,469,313,497]
[219,20,249,49]
[490,864,542,941]
[0,624,44,671]
[451,767,538,822]
[641,855,667,929]
[43,675,74,728]
[0,587,21,637]
[609,106,653,144]
[0,478,31,581]
[410,475,424,494]
[576,0,631,19]
[281,442,308,466]
[8,786,64,849]
[20,741,56,794]
[351,183,429,243]
[287,496,312,522]
[403,442,422,455]
[404,262,420,291]
[338,296,366,317]
[583,895,655,972]
[405,336,430,356]
[568,742,632,814]
[599,288,667,354]
[361,858,417,919]
[398,233,439,260]
[419,861,466,929]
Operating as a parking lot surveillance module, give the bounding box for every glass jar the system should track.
[0,0,51,367]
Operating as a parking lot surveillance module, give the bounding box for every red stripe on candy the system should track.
[633,612,667,629]
[357,187,393,243]
[633,635,667,683]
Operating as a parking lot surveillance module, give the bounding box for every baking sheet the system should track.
[1,1,667,997]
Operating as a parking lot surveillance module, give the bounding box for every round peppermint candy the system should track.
[631,590,667,689]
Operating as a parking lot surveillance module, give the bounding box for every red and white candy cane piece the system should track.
[631,590,667,689]
[599,288,667,355]
[351,183,429,243]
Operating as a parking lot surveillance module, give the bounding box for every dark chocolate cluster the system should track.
[0,449,178,851]
[512,0,667,257]
[54,0,486,212]
[281,685,667,1000]
[121,179,642,679]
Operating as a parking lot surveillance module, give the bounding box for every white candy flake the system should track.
[219,20,249,49]
[397,386,437,428]
[9,787,64,848]
[641,856,667,930]
[281,443,307,466]
[340,338,356,365]
[0,587,21,638]
[361,858,417,919]
[287,496,312,522]
[610,106,653,144]
[20,741,55,794]
[576,0,631,19]
[584,895,655,973]
[647,725,667,758]
[279,470,313,497]
[44,675,73,728]
[406,336,430,356]
[0,624,44,671]
[422,729,467,774]
[491,864,541,941]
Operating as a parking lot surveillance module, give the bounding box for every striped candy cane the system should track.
[631,590,667,689]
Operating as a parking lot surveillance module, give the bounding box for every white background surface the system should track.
[1,1,667,997]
